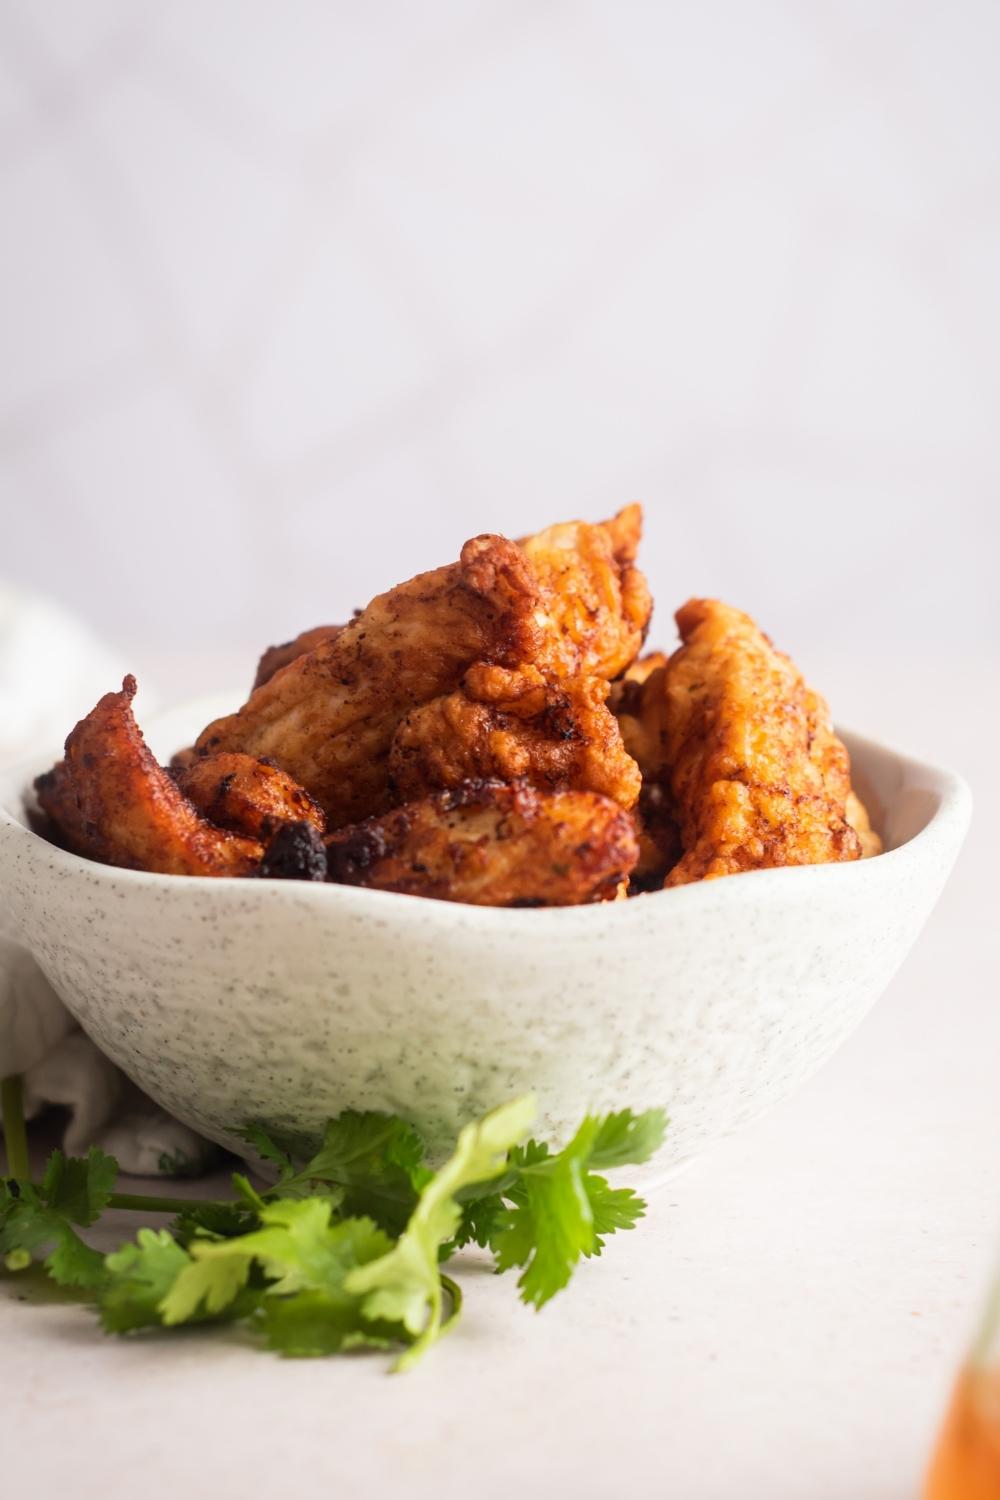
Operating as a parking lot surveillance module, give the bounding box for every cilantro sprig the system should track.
[1,1082,665,1371]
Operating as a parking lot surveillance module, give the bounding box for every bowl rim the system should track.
[0,725,972,932]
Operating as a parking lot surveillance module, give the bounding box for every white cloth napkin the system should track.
[0,586,216,1176]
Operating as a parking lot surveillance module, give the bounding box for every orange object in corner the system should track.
[926,1261,1000,1500]
[925,1365,1000,1499]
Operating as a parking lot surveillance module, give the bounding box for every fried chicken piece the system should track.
[193,535,543,828]
[168,744,200,776]
[259,821,329,881]
[175,752,324,840]
[193,510,650,827]
[846,790,882,858]
[32,757,90,853]
[388,663,641,810]
[253,624,343,690]
[630,782,681,891]
[520,504,652,679]
[663,600,861,886]
[35,678,261,876]
[610,652,670,780]
[384,509,650,811]
[611,649,668,691]
[325,780,638,906]
[607,653,678,887]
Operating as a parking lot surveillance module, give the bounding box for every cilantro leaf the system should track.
[41,1148,118,1225]
[237,1122,294,1181]
[258,1290,399,1357]
[256,1218,402,1356]
[0,1201,105,1287]
[99,1230,193,1332]
[277,1111,430,1234]
[583,1176,646,1251]
[0,1178,106,1288]
[345,1095,536,1369]
[101,1230,260,1333]
[159,1250,253,1324]
[185,1197,349,1297]
[43,1226,108,1288]
[4,1088,666,1370]
[493,1119,600,1307]
[159,1197,404,1357]
[490,1108,663,1307]
[171,1200,259,1247]
[587,1109,667,1170]
[451,1192,508,1252]
[1,1148,118,1288]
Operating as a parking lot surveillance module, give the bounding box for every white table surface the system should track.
[1,653,996,1500]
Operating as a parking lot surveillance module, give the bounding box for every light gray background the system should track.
[0,1,995,697]
[0,7,997,1498]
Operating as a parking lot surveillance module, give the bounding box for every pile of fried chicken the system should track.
[34,507,880,906]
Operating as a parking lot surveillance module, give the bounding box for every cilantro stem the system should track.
[440,1272,463,1326]
[394,1271,463,1374]
[1,1076,30,1180]
[106,1190,210,1216]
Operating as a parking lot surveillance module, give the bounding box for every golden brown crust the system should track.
[253,625,343,690]
[600,502,643,566]
[389,664,641,810]
[663,600,861,886]
[35,678,261,876]
[325,780,639,906]
[33,506,881,897]
[175,752,325,840]
[193,535,543,828]
[611,649,668,692]
[519,505,651,680]
[384,509,650,816]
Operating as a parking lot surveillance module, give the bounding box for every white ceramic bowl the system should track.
[0,696,971,1179]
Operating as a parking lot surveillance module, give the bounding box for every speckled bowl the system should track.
[0,695,971,1180]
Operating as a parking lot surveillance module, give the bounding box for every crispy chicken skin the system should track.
[662,600,861,886]
[253,625,343,690]
[35,678,261,876]
[612,649,668,690]
[253,507,648,702]
[34,507,882,894]
[325,780,639,906]
[382,508,650,814]
[389,664,641,810]
[519,504,651,679]
[175,752,324,840]
[259,821,328,881]
[193,535,543,827]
